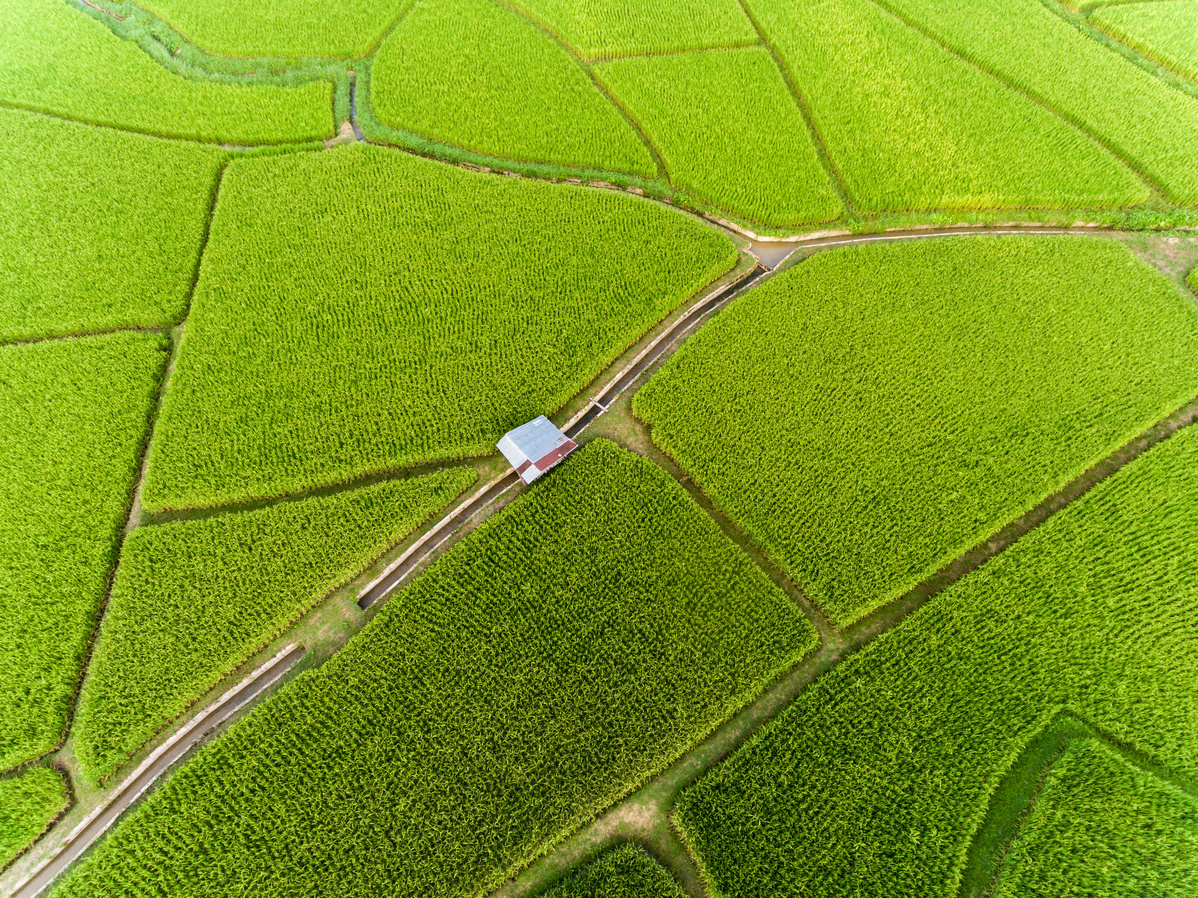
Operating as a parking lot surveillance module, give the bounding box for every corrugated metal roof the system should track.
[497,416,577,483]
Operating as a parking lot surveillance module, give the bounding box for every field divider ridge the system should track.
[6,644,304,898]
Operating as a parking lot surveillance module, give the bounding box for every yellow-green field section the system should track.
[634,236,1198,624]
[52,441,814,898]
[0,768,69,871]
[1092,1,1198,84]
[140,143,736,512]
[674,422,1198,898]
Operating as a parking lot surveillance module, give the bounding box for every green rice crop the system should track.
[138,0,400,58]
[52,440,813,898]
[141,144,736,511]
[875,0,1198,203]
[594,47,842,227]
[0,768,69,870]
[743,0,1146,213]
[541,844,687,898]
[512,0,756,59]
[0,107,222,343]
[675,422,1198,898]
[0,0,333,143]
[75,468,474,783]
[634,236,1198,624]
[0,332,166,772]
[991,739,1198,898]
[1094,1,1198,84]
[370,0,655,177]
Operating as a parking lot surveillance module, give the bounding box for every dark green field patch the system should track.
[53,440,813,898]
[0,332,166,771]
[141,144,736,511]
[674,423,1198,898]
[635,236,1198,623]
[75,468,474,783]
[541,844,687,898]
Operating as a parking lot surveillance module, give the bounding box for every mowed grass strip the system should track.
[141,144,736,511]
[0,333,166,771]
[1093,1,1198,84]
[0,0,332,143]
[75,468,474,783]
[744,0,1145,213]
[541,844,687,898]
[991,739,1198,898]
[0,768,69,870]
[634,236,1198,624]
[877,0,1198,203]
[675,423,1198,898]
[594,47,842,227]
[139,0,402,58]
[512,0,756,59]
[52,440,814,898]
[370,0,655,177]
[0,108,223,343]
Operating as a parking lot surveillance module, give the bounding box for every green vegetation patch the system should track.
[0,108,223,343]
[370,0,655,177]
[0,332,166,771]
[674,423,1198,898]
[139,0,401,58]
[0,0,333,143]
[744,0,1145,213]
[542,844,687,898]
[877,0,1198,204]
[75,468,474,783]
[513,0,756,59]
[53,440,813,898]
[594,47,842,227]
[1094,1,1198,84]
[635,236,1198,623]
[142,144,736,511]
[991,739,1198,898]
[0,768,69,870]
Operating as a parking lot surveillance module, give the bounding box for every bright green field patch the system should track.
[0,768,69,870]
[675,423,1198,898]
[139,0,401,58]
[53,440,813,898]
[594,47,842,227]
[0,332,166,772]
[877,0,1198,204]
[0,108,222,343]
[635,236,1198,624]
[141,144,735,511]
[513,0,756,59]
[543,844,687,898]
[75,468,473,783]
[1094,1,1198,84]
[370,0,654,177]
[746,0,1145,213]
[992,739,1198,898]
[0,0,332,143]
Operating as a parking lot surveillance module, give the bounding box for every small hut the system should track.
[497,416,577,484]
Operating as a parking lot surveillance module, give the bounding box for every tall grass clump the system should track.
[675,423,1198,898]
[141,144,736,511]
[594,47,842,227]
[542,844,688,898]
[875,0,1198,203]
[370,0,655,177]
[635,236,1198,624]
[742,0,1146,213]
[0,333,166,771]
[52,440,814,898]
[0,107,222,343]
[75,468,474,782]
[0,0,333,143]
[0,768,69,870]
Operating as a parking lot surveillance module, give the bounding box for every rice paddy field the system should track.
[6,0,1198,895]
